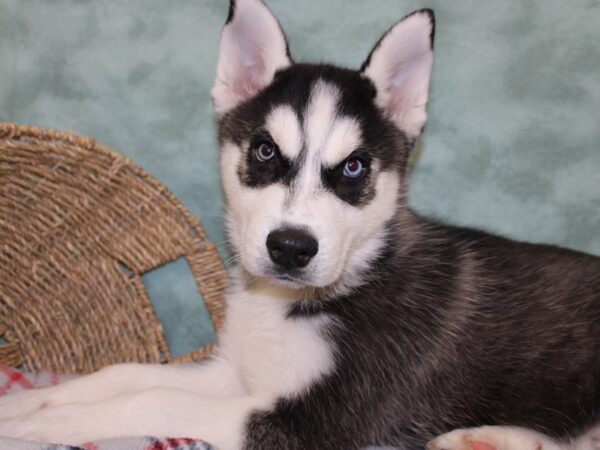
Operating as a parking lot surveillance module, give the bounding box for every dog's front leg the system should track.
[0,356,244,420]
[0,388,260,449]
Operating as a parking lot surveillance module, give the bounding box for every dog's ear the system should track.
[212,0,292,116]
[360,9,435,139]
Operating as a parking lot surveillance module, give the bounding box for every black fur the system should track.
[219,64,410,206]
[244,218,600,449]
[226,0,236,24]
[240,132,294,187]
[321,154,373,206]
[216,5,600,450]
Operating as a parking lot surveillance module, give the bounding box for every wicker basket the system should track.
[0,122,228,373]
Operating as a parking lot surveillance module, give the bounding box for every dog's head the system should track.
[212,0,434,293]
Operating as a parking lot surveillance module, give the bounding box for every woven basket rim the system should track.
[0,121,228,371]
[0,121,209,247]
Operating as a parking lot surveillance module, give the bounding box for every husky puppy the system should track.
[0,1,599,449]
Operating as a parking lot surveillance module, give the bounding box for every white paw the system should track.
[428,427,498,450]
[0,404,96,444]
[427,426,558,450]
[0,388,57,420]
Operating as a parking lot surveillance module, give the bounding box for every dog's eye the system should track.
[255,141,277,162]
[343,158,364,178]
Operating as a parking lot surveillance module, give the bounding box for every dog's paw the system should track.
[427,426,562,450]
[0,404,95,444]
[427,428,500,450]
[0,388,56,420]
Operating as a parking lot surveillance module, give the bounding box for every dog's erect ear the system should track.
[360,9,435,139]
[211,0,291,116]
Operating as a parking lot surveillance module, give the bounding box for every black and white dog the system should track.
[1,1,599,449]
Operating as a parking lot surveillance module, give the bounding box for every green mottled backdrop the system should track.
[1,1,599,353]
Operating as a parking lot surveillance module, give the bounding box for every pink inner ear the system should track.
[212,0,291,115]
[385,60,422,117]
[234,60,265,100]
[361,11,433,137]
[231,24,268,99]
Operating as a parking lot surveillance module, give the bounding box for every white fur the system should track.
[0,387,257,449]
[322,115,363,167]
[221,80,401,291]
[220,140,288,277]
[427,426,568,450]
[220,268,335,399]
[0,271,335,448]
[361,10,434,139]
[428,425,590,450]
[265,105,303,160]
[211,0,290,115]
[304,80,340,158]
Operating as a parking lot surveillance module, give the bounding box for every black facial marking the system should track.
[322,152,375,206]
[218,64,412,200]
[239,131,293,188]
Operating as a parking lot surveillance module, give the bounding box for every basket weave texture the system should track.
[0,123,228,373]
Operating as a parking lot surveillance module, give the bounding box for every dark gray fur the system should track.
[217,5,600,450]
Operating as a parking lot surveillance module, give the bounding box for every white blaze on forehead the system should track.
[288,80,342,197]
[303,79,363,170]
[265,105,302,160]
[322,116,362,167]
[304,80,340,153]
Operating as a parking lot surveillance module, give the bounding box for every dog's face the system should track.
[212,0,434,293]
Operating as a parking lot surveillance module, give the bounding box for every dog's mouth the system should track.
[265,270,309,288]
[272,274,305,287]
[277,274,297,282]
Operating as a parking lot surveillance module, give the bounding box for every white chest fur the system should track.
[219,275,335,401]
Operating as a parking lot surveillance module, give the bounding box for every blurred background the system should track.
[1,1,599,355]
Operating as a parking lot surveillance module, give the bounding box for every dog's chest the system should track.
[221,283,335,399]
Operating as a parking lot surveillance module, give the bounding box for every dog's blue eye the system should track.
[343,158,364,178]
[255,142,276,162]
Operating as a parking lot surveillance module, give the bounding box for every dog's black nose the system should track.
[266,228,318,270]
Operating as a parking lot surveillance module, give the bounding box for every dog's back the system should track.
[445,224,600,434]
[402,219,600,437]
